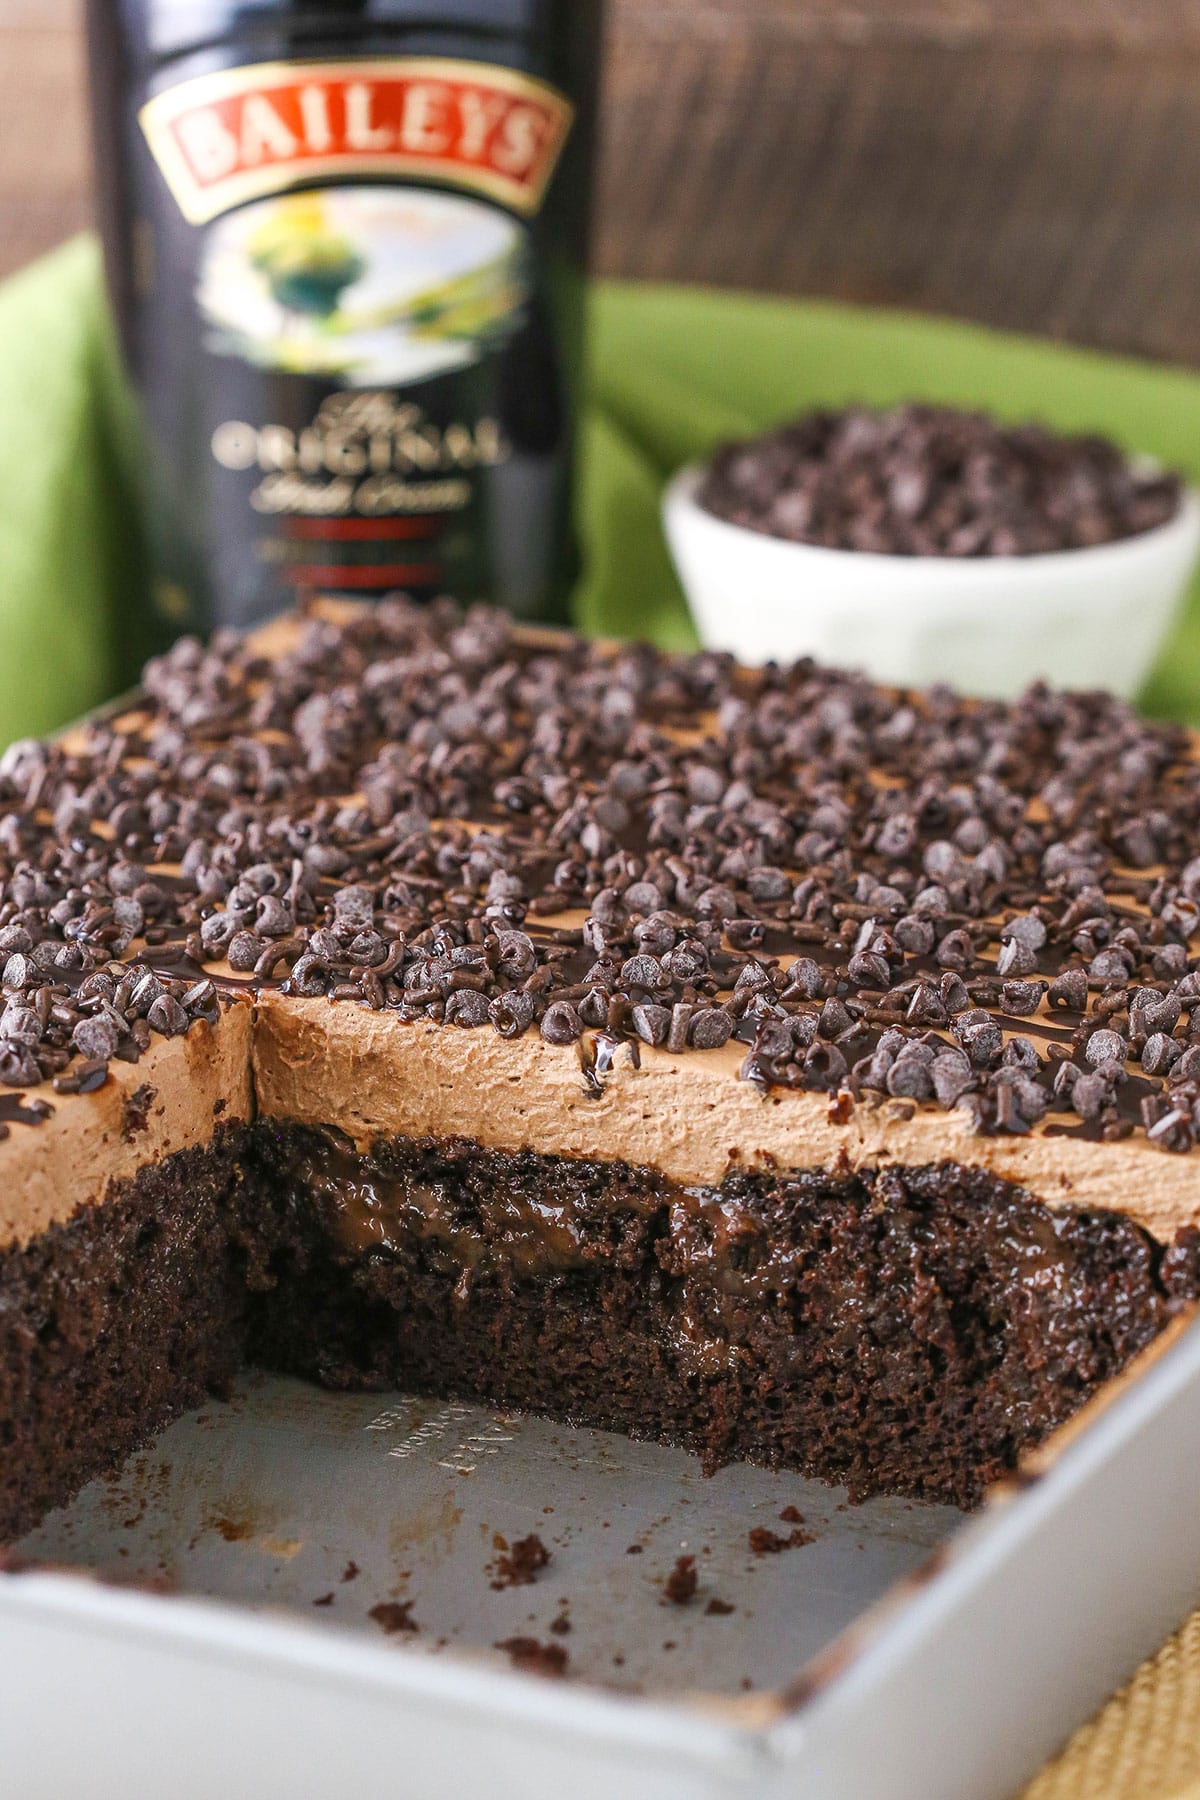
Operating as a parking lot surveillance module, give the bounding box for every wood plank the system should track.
[596,6,1200,363]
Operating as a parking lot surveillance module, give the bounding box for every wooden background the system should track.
[4,0,1200,364]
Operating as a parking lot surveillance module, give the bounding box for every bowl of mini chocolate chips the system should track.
[663,403,1200,698]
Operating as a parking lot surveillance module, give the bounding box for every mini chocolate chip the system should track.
[936,929,974,970]
[1,1005,41,1046]
[1052,1059,1080,1101]
[1147,1107,1196,1152]
[227,931,262,973]
[996,938,1037,978]
[0,1046,39,1086]
[623,881,664,914]
[931,1051,973,1107]
[1048,969,1088,1010]
[1000,914,1047,951]
[2,954,31,990]
[129,972,164,1013]
[1003,1070,1048,1124]
[1132,992,1181,1037]
[1142,1033,1180,1076]
[697,885,740,922]
[661,942,708,982]
[667,1003,694,1054]
[347,930,386,967]
[960,1021,1003,1067]
[147,994,188,1036]
[493,930,535,979]
[489,991,534,1039]
[1072,1072,1113,1119]
[689,1007,732,1050]
[1153,944,1188,979]
[72,1015,119,1060]
[333,883,375,923]
[990,1084,1027,1135]
[445,988,490,1027]
[632,1003,671,1047]
[255,896,293,938]
[818,997,852,1039]
[746,867,789,902]
[578,988,609,1029]
[1086,1029,1126,1067]
[893,915,935,954]
[620,955,664,990]
[112,896,145,936]
[894,978,937,1027]
[886,1055,933,1101]
[486,870,525,905]
[200,911,238,954]
[999,980,1044,1016]
[783,958,823,1000]
[847,951,890,990]
[804,1041,847,1090]
[540,1001,582,1045]
[288,954,328,998]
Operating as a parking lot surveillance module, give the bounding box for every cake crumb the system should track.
[495,1636,568,1677]
[549,1612,571,1635]
[312,1592,334,1607]
[341,1559,359,1582]
[122,1083,157,1141]
[369,1600,418,1634]
[748,1525,813,1554]
[705,1597,735,1616]
[779,1506,805,1524]
[663,1554,697,1604]
[490,1532,551,1589]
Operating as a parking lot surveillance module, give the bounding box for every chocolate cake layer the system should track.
[0,1128,252,1541]
[244,1123,1200,1510]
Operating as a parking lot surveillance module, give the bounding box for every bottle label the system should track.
[139,57,574,224]
[133,56,577,628]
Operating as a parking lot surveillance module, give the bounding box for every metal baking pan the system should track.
[3,1312,1200,1800]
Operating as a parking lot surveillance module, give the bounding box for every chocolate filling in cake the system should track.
[5,599,1200,1540]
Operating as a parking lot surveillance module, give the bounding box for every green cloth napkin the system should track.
[5,232,1200,742]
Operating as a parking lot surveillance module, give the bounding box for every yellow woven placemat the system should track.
[1024,1607,1200,1799]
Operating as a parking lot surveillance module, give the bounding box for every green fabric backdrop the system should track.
[4,233,1200,742]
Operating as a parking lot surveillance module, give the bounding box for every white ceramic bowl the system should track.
[663,461,1200,699]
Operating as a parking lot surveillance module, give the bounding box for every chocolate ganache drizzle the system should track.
[1,598,1200,1152]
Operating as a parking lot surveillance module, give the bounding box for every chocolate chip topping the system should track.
[6,597,1200,1152]
[698,404,1183,556]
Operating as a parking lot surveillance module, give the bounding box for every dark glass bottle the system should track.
[86,0,603,655]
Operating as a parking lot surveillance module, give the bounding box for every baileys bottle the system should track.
[86,0,603,651]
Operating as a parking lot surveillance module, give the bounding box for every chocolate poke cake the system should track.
[3,598,1200,1540]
